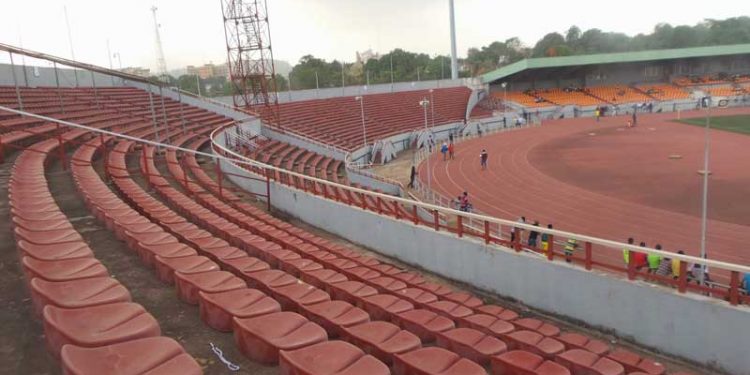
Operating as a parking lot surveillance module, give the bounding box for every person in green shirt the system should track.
[623,237,634,265]
[647,244,663,274]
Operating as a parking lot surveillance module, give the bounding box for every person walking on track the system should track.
[440,142,449,161]
[480,149,488,170]
[448,142,455,160]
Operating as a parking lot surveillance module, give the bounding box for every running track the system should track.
[419,107,750,268]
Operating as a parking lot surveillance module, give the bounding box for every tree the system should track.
[532,32,566,57]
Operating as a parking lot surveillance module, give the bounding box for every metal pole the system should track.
[158,86,170,144]
[390,54,394,92]
[147,84,161,145]
[196,75,201,96]
[63,5,79,87]
[106,39,115,85]
[53,62,64,113]
[421,98,431,191]
[430,90,435,128]
[341,62,345,95]
[359,97,367,146]
[448,0,459,80]
[177,88,186,135]
[287,73,292,101]
[699,98,711,285]
[9,52,23,112]
[315,71,319,98]
[91,71,100,108]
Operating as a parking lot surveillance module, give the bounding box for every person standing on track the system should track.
[440,142,449,161]
[448,142,455,160]
[480,149,488,170]
[407,165,417,188]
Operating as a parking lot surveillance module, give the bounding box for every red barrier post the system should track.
[677,261,688,293]
[433,210,440,231]
[484,221,491,244]
[457,216,463,238]
[729,271,740,306]
[360,192,367,210]
[585,242,593,270]
[376,197,383,214]
[627,254,636,280]
[393,201,401,219]
[513,228,521,252]
[412,205,418,224]
[547,234,554,261]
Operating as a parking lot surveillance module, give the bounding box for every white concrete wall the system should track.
[0,63,122,88]
[217,146,749,375]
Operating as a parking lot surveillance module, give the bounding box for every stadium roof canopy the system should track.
[481,44,750,84]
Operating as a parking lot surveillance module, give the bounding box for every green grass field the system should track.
[678,114,750,135]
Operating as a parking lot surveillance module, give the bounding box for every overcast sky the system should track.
[0,0,747,71]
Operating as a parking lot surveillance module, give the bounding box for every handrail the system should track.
[207,119,750,276]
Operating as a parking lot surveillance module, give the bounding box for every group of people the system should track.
[452,192,473,212]
[510,216,558,257]
[440,141,455,161]
[621,237,712,285]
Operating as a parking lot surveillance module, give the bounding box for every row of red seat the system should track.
[11,130,201,374]
[159,131,685,375]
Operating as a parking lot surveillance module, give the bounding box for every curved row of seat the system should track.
[10,129,201,374]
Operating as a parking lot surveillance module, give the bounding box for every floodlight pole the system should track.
[420,98,431,191]
[699,98,711,285]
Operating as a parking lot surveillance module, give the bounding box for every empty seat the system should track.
[458,314,515,339]
[342,321,421,364]
[22,257,108,283]
[198,288,281,332]
[244,269,297,295]
[222,256,271,278]
[475,305,519,321]
[513,318,560,337]
[606,349,665,375]
[17,240,93,261]
[393,347,486,375]
[174,270,246,305]
[279,340,390,375]
[436,327,507,366]
[443,292,483,309]
[557,332,609,355]
[61,337,202,375]
[233,311,327,364]
[393,309,455,342]
[300,269,348,291]
[30,277,131,316]
[154,255,219,285]
[329,280,378,306]
[270,282,331,312]
[360,294,414,321]
[302,300,370,337]
[393,287,438,308]
[137,242,197,268]
[426,300,473,321]
[555,349,624,375]
[43,302,161,358]
[506,330,565,360]
[492,350,571,375]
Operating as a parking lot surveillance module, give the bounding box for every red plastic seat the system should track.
[264,247,303,268]
[506,330,565,359]
[270,282,331,312]
[459,314,516,339]
[279,340,390,375]
[198,288,281,332]
[244,269,297,295]
[300,269,348,292]
[17,240,93,261]
[419,281,454,296]
[393,271,426,286]
[393,309,455,342]
[222,256,271,279]
[555,349,624,375]
[394,287,438,308]
[61,337,201,375]
[436,327,508,366]
[154,255,219,285]
[513,318,560,337]
[281,258,324,277]
[426,300,473,321]
[492,350,571,375]
[233,311,327,364]
[43,302,161,359]
[342,321,421,364]
[443,292,483,309]
[368,276,408,294]
[22,257,109,283]
[360,294,414,321]
[557,332,609,355]
[606,349,665,375]
[174,270,246,304]
[30,277,131,316]
[136,242,196,268]
[329,280,378,305]
[344,266,382,282]
[393,347,486,375]
[371,263,405,276]
[14,227,82,245]
[302,300,370,337]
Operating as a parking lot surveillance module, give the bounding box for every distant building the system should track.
[187,62,229,79]
[356,49,380,64]
[120,67,151,77]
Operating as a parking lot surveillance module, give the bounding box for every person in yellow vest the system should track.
[540,224,553,254]
[623,237,634,266]
[672,250,685,279]
[564,237,578,263]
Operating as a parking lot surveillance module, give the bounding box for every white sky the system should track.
[0,0,747,71]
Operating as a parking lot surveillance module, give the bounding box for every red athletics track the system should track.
[419,107,750,268]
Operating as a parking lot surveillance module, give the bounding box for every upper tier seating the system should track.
[636,84,691,100]
[265,87,471,150]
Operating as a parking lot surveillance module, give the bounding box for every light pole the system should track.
[420,98,431,191]
[429,89,435,128]
[355,96,367,148]
[501,82,507,122]
[699,96,712,285]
